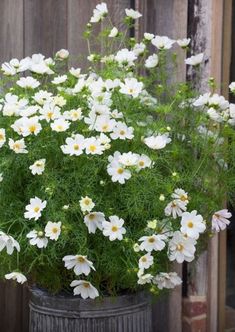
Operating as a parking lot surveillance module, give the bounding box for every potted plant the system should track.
[0,3,234,332]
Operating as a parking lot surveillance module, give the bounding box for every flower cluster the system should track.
[0,2,234,300]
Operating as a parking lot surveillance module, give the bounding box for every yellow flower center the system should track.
[34,206,40,213]
[180,195,188,202]
[77,256,85,263]
[57,125,63,131]
[84,199,91,205]
[128,88,134,94]
[47,112,53,119]
[13,143,20,150]
[141,256,147,262]
[177,244,184,251]
[119,130,125,135]
[73,144,79,151]
[0,134,4,140]
[35,162,42,167]
[117,168,124,174]
[187,221,194,228]
[139,161,145,167]
[52,227,58,234]
[148,237,155,243]
[102,124,108,131]
[29,125,37,133]
[83,282,90,288]
[88,213,95,220]
[89,145,96,152]
[111,226,118,232]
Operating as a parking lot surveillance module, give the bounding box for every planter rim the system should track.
[29,286,151,319]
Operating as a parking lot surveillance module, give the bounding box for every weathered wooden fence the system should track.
[0,0,229,331]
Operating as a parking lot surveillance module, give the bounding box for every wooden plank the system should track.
[136,0,188,83]
[0,0,24,62]
[67,0,99,68]
[67,0,131,68]
[219,2,233,331]
[24,0,68,58]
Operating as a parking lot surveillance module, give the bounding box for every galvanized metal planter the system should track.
[29,287,152,332]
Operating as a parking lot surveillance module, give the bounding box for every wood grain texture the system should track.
[0,0,24,62]
[24,0,67,57]
[136,0,188,83]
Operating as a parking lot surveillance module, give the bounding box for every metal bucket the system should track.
[29,287,152,332]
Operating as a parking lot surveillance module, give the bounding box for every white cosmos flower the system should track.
[132,43,146,56]
[70,280,99,299]
[51,118,70,132]
[153,272,182,289]
[94,115,116,133]
[229,82,235,94]
[145,54,159,68]
[212,209,232,232]
[99,133,111,149]
[102,215,126,241]
[0,128,6,148]
[5,272,27,284]
[56,49,69,60]
[3,93,28,117]
[180,210,206,239]
[136,154,152,171]
[139,234,166,252]
[1,58,29,75]
[137,270,153,285]
[144,33,154,40]
[185,53,204,66]
[115,49,137,67]
[110,122,134,140]
[171,188,189,204]
[29,53,54,75]
[138,253,154,270]
[39,103,61,122]
[45,221,61,241]
[144,133,171,150]
[64,108,83,122]
[53,95,66,107]
[119,78,143,98]
[33,90,53,106]
[177,38,191,48]
[0,232,20,255]
[151,36,175,50]
[26,230,48,248]
[80,196,95,213]
[52,75,67,85]
[84,137,105,155]
[29,159,46,175]
[84,212,105,234]
[61,134,85,156]
[168,231,196,263]
[9,138,28,154]
[19,105,40,118]
[125,8,142,19]
[69,67,81,78]
[63,255,95,276]
[164,200,187,219]
[90,2,108,23]
[118,152,138,166]
[107,152,132,184]
[17,76,40,89]
[109,27,118,37]
[24,196,47,221]
[18,116,42,137]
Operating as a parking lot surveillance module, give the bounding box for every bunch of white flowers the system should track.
[0,2,233,299]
